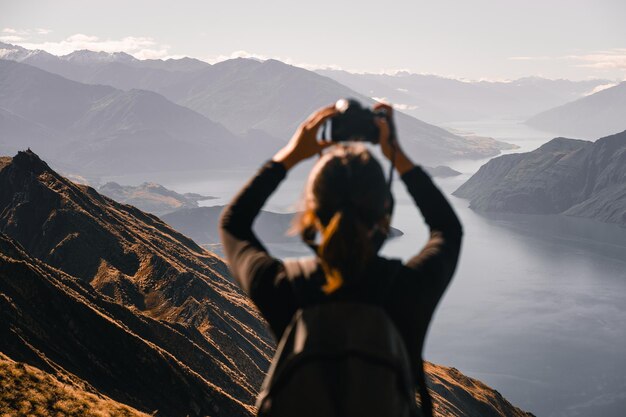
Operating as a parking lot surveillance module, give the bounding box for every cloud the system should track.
[0,35,25,42]
[2,27,52,36]
[371,97,418,110]
[393,103,418,111]
[11,33,171,59]
[508,56,552,61]
[567,49,626,71]
[509,49,626,73]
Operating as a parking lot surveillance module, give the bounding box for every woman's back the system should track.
[256,257,421,417]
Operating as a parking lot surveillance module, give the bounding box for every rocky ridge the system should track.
[453,131,626,226]
[0,150,272,415]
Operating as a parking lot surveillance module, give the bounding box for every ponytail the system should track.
[317,209,373,294]
[295,144,389,295]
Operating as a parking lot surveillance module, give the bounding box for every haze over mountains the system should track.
[526,81,626,139]
[453,130,626,226]
[0,150,533,417]
[0,59,250,175]
[317,69,611,124]
[0,41,514,176]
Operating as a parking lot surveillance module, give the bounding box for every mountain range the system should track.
[1,42,513,172]
[317,69,610,124]
[526,81,626,139]
[0,149,533,416]
[453,130,626,226]
[0,59,267,176]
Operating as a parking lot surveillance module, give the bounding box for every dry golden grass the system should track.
[0,353,151,417]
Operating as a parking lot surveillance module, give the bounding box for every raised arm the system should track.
[219,160,287,294]
[219,105,337,337]
[401,165,463,297]
[374,103,463,306]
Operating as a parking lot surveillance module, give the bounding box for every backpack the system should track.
[255,258,433,417]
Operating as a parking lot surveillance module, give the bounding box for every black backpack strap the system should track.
[282,257,320,306]
[375,258,403,305]
[381,259,433,417]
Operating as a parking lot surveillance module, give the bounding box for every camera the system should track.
[318,99,389,143]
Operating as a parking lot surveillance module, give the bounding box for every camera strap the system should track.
[304,115,398,254]
[385,113,398,213]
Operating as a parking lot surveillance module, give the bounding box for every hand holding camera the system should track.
[273,99,414,174]
[317,98,392,144]
[272,104,338,169]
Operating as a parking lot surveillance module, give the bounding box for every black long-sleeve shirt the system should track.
[219,159,463,382]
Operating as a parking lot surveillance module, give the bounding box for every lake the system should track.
[105,120,626,417]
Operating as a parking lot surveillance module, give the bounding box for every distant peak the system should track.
[594,129,626,146]
[536,137,591,153]
[0,41,20,50]
[263,58,284,65]
[62,49,137,64]
[232,56,263,63]
[212,57,263,69]
[11,149,51,175]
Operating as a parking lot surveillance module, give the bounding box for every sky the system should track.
[1,0,625,81]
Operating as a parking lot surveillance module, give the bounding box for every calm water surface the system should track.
[105,121,626,417]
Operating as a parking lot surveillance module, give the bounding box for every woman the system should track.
[219,103,463,416]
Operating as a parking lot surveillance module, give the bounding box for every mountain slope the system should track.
[0,231,252,416]
[0,59,244,175]
[0,352,150,417]
[526,82,626,138]
[0,150,274,412]
[156,58,511,163]
[426,363,533,417]
[0,108,59,156]
[453,131,626,226]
